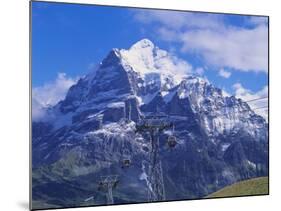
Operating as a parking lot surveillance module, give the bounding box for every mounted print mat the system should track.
[31,1,269,210]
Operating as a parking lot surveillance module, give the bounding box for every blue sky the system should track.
[32,1,268,116]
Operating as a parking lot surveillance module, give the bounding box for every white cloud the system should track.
[180,25,268,72]
[218,68,231,78]
[134,10,223,30]
[32,98,47,121]
[33,73,77,107]
[157,27,179,42]
[134,10,268,73]
[195,67,205,75]
[248,16,268,27]
[32,73,77,121]
[232,83,268,121]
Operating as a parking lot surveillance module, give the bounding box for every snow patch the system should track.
[162,89,177,103]
[139,92,158,105]
[107,102,125,108]
[119,39,192,88]
[139,161,153,193]
[221,143,231,151]
[246,160,256,169]
[84,196,94,202]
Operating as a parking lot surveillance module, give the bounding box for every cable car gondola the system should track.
[167,135,177,148]
[121,158,131,168]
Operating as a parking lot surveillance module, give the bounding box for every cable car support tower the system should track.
[97,175,119,205]
[136,112,173,202]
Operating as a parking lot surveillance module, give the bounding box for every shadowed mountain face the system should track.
[32,39,268,209]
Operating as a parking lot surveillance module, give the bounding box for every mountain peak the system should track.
[130,38,155,50]
[181,75,210,86]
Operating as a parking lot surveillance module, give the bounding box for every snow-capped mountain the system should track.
[32,39,268,209]
[162,76,267,140]
[41,38,267,139]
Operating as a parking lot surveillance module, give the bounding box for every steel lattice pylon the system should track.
[136,113,172,202]
[98,175,119,205]
[148,130,165,201]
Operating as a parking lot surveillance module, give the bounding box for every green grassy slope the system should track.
[207,177,269,198]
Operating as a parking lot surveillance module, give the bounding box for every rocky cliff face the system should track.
[32,39,268,209]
